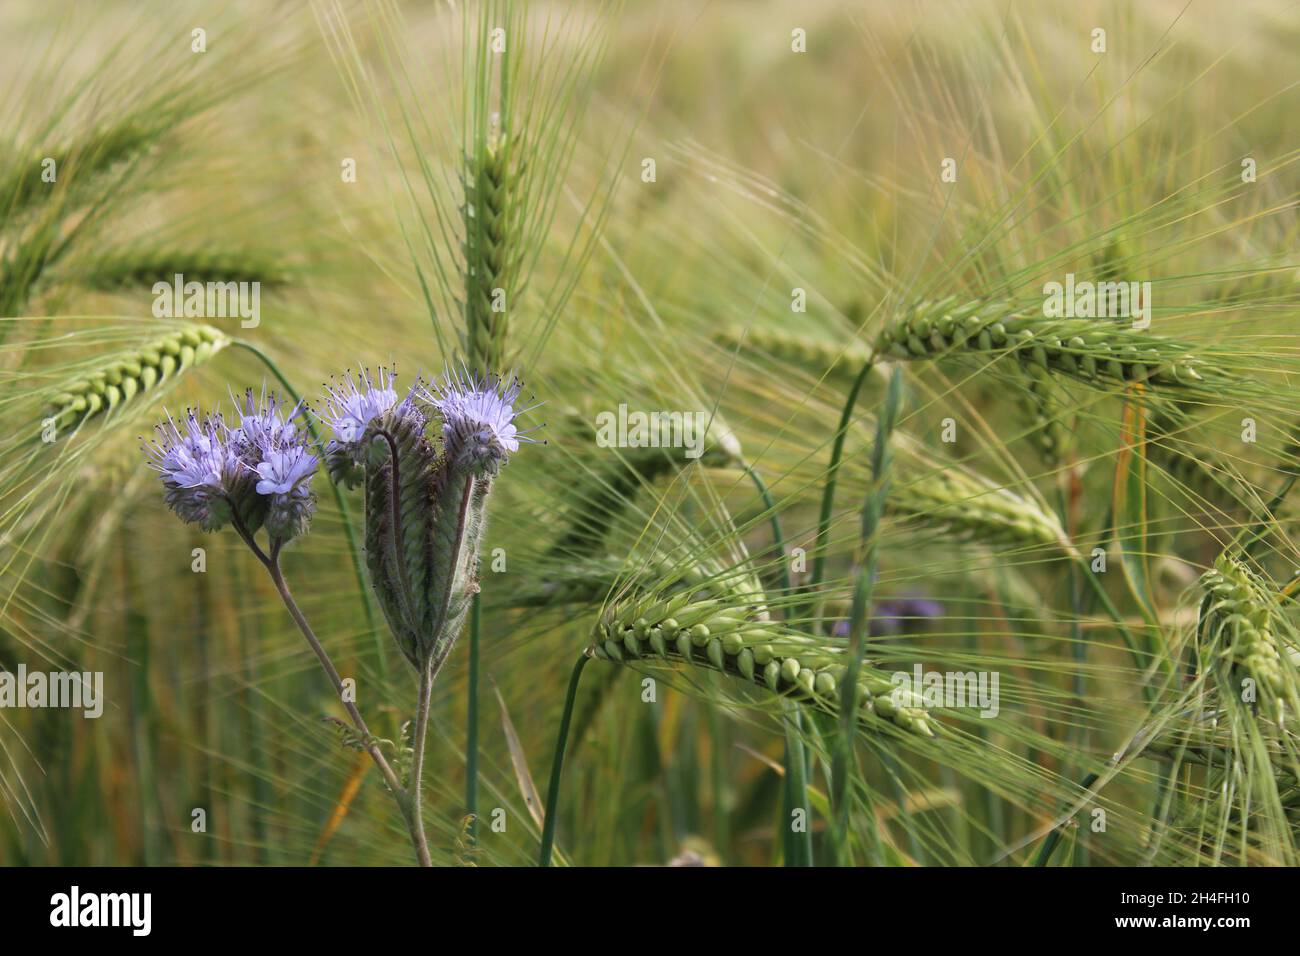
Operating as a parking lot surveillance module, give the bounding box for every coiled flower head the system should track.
[235,389,317,540]
[229,388,300,460]
[144,409,260,533]
[423,367,539,476]
[144,388,318,542]
[319,367,425,487]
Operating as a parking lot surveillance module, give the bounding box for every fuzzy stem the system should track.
[261,550,430,867]
[539,651,591,867]
[226,501,272,566]
[466,592,481,844]
[372,428,419,630]
[428,473,479,667]
[409,656,435,866]
[231,340,388,682]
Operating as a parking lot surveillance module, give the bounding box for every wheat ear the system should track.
[1198,555,1290,700]
[714,324,874,380]
[891,467,1077,557]
[463,132,517,375]
[592,593,935,737]
[876,298,1231,393]
[67,247,290,290]
[47,324,229,428]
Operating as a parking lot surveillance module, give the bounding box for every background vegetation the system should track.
[2,0,1298,866]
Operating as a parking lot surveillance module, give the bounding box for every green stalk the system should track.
[805,352,877,626]
[781,703,814,866]
[745,465,793,598]
[466,592,481,844]
[123,545,161,866]
[1033,772,1100,866]
[410,657,434,865]
[746,465,807,866]
[254,540,427,866]
[831,368,902,865]
[1074,550,1164,702]
[707,705,729,858]
[1241,474,1297,560]
[539,651,591,866]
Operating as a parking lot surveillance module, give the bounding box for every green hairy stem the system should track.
[359,409,492,676]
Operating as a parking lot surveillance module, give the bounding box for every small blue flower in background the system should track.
[834,595,944,638]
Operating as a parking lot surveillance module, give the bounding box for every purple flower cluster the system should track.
[318,368,425,486]
[146,364,537,547]
[422,367,539,476]
[317,365,537,481]
[144,389,318,540]
[143,410,246,531]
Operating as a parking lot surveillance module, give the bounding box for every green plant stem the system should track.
[466,592,481,843]
[1058,484,1090,795]
[1074,552,1164,702]
[831,368,901,865]
[745,465,793,597]
[232,340,388,683]
[781,703,814,866]
[1033,772,1100,866]
[258,545,430,867]
[410,657,434,866]
[806,352,877,625]
[1241,474,1297,559]
[707,705,729,858]
[746,465,811,867]
[1064,502,1164,701]
[539,651,591,867]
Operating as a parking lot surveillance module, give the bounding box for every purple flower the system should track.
[318,368,424,486]
[145,387,318,541]
[833,596,943,638]
[423,367,540,475]
[255,445,317,496]
[230,388,301,461]
[143,409,249,532]
[234,389,317,539]
[257,444,318,539]
[320,368,416,442]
